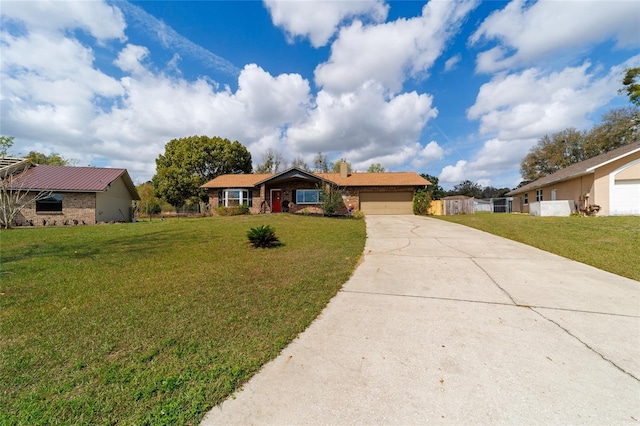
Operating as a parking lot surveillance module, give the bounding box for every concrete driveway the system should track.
[202,215,640,425]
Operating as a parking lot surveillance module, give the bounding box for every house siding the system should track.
[95,177,135,222]
[514,175,595,214]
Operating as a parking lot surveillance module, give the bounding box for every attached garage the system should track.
[359,192,414,215]
[610,180,640,215]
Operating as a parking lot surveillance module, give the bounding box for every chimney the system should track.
[340,159,348,178]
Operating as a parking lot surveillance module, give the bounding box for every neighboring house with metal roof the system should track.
[507,141,640,216]
[5,164,140,226]
[202,162,430,215]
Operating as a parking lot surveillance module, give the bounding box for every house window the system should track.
[524,193,528,205]
[221,189,252,207]
[536,189,543,202]
[296,189,320,204]
[36,194,63,213]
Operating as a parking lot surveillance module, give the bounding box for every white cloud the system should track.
[466,61,635,140]
[236,64,312,128]
[263,0,388,48]
[444,54,461,72]
[471,0,640,73]
[315,0,479,93]
[286,81,437,157]
[114,44,151,75]
[438,138,535,186]
[351,140,444,171]
[0,0,126,42]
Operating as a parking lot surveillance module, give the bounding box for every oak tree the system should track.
[152,135,252,207]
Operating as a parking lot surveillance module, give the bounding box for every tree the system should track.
[0,136,14,158]
[451,180,483,198]
[621,67,640,106]
[1,161,52,228]
[520,128,585,182]
[136,182,162,221]
[26,151,73,166]
[581,107,639,157]
[420,173,446,200]
[330,160,352,173]
[367,163,385,173]
[290,156,309,171]
[520,107,638,181]
[313,152,329,173]
[254,148,286,174]
[152,135,252,207]
[481,186,511,199]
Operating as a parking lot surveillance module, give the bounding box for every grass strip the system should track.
[436,213,639,281]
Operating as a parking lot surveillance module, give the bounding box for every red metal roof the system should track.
[7,165,140,199]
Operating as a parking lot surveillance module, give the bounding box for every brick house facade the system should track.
[203,163,430,216]
[5,164,140,226]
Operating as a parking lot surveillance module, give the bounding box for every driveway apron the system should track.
[202,215,640,425]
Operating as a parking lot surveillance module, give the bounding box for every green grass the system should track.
[0,215,366,425]
[436,213,640,281]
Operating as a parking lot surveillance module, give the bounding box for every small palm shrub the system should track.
[247,225,281,248]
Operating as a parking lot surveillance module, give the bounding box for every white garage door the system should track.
[360,192,413,215]
[611,180,640,215]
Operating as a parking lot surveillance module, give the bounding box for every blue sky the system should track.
[1,0,639,189]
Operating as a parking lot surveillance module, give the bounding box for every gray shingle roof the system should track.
[507,141,640,196]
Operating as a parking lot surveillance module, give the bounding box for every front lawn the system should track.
[437,213,640,281]
[0,215,366,425]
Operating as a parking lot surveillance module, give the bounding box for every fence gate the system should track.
[444,199,475,215]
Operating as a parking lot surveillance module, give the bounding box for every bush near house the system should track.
[413,188,431,215]
[0,215,366,425]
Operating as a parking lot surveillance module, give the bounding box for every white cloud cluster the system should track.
[467,62,624,140]
[439,0,640,188]
[315,0,479,93]
[470,0,640,73]
[4,0,636,190]
[0,0,126,42]
[264,0,388,47]
[2,0,458,182]
[287,81,437,154]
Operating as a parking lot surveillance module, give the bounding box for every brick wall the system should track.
[16,192,96,226]
[207,185,420,216]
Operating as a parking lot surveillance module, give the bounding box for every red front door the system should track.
[271,190,282,213]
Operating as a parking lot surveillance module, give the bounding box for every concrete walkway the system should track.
[202,215,640,425]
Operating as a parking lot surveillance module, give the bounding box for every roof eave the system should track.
[585,147,640,172]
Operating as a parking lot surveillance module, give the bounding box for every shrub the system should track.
[319,185,344,216]
[413,189,431,215]
[217,205,250,216]
[247,225,281,248]
[352,210,365,219]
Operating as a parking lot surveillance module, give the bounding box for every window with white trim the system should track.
[536,189,543,202]
[296,189,320,204]
[221,189,252,207]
